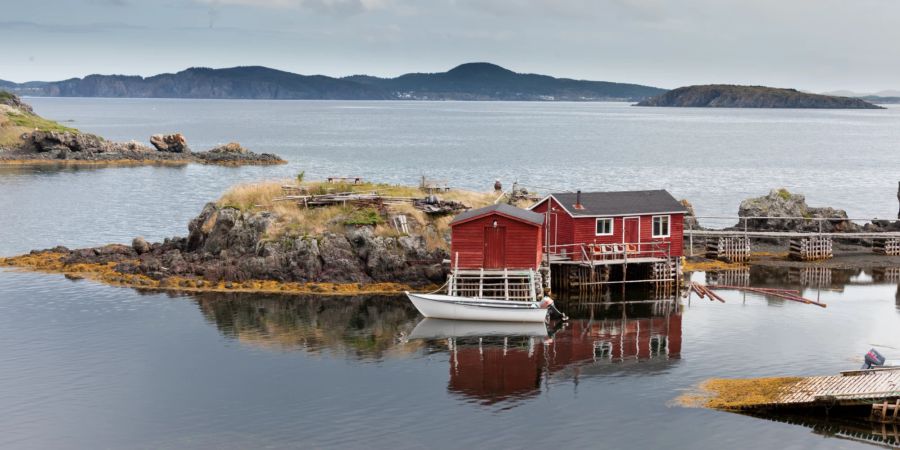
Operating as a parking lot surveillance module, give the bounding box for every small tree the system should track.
[296,171,305,184]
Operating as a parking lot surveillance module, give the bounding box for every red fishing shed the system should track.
[449,203,545,270]
[529,190,687,262]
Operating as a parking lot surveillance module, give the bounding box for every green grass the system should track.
[776,188,792,201]
[7,112,78,134]
[1,104,80,148]
[343,207,385,226]
[0,91,15,102]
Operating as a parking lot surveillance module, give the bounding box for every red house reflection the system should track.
[444,312,682,405]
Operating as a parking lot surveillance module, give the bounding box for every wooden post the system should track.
[478,268,484,298]
[689,221,694,257]
[504,268,509,300]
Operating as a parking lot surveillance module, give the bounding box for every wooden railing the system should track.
[547,241,672,263]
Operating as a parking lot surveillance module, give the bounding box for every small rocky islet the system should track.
[0,181,501,294]
[0,92,284,166]
[636,84,883,109]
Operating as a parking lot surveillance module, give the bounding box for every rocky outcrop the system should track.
[28,202,448,289]
[0,92,285,166]
[738,189,859,232]
[0,91,34,114]
[149,133,190,153]
[19,131,159,161]
[681,199,700,230]
[637,85,883,109]
[193,142,284,166]
[4,131,284,166]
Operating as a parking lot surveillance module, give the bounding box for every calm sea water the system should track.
[2,99,900,449]
[1,98,899,255]
[0,268,899,449]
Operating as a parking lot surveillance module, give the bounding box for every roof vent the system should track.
[574,190,584,210]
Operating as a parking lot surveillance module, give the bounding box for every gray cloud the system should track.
[0,0,897,92]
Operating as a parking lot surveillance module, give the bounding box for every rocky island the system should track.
[0,180,504,294]
[636,85,883,109]
[0,92,285,166]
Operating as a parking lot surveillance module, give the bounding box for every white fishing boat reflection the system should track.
[408,318,549,340]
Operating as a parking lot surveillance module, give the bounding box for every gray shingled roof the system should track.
[450,203,545,226]
[549,190,687,217]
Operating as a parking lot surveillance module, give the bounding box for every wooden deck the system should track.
[746,368,900,409]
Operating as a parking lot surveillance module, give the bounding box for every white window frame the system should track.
[595,218,614,236]
[652,215,671,238]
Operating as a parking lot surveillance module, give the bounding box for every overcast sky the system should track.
[1,0,897,92]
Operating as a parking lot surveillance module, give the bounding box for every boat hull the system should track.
[406,292,548,323]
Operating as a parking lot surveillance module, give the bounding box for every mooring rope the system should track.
[424,278,451,295]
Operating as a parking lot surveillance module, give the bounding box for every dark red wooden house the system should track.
[449,203,545,270]
[530,190,687,262]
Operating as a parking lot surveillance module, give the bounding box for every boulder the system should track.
[738,189,858,232]
[28,131,104,153]
[207,142,247,154]
[149,133,190,153]
[132,237,150,254]
[680,199,700,230]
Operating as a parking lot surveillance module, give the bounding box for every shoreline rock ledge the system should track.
[0,92,286,166]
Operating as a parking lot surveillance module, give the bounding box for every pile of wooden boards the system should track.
[689,282,827,308]
[412,197,468,215]
[276,185,467,214]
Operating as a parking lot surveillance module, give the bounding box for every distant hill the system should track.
[859,96,900,105]
[637,85,883,109]
[3,67,388,100]
[343,62,664,101]
[1,63,665,102]
[822,89,900,105]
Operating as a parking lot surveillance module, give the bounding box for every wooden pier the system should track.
[728,368,900,413]
[687,215,900,262]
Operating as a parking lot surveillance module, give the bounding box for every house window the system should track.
[595,218,613,236]
[652,215,670,238]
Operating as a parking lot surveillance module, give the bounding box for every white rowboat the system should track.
[405,292,550,323]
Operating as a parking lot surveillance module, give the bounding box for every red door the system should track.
[483,227,506,269]
[624,218,640,249]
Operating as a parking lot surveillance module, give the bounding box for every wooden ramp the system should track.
[747,368,900,409]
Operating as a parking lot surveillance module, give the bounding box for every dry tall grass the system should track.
[215,179,516,244]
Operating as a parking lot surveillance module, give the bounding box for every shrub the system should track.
[344,208,384,226]
[776,188,792,201]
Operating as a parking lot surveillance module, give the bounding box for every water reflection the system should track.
[188,290,683,407]
[193,293,419,358]
[409,301,682,406]
[745,414,900,448]
[704,266,900,291]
